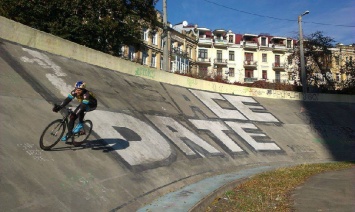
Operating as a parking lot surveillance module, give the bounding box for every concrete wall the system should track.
[1,16,354,103]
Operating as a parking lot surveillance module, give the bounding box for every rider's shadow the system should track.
[72,127,139,152]
[89,139,130,152]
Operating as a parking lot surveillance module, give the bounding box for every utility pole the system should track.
[298,10,309,95]
[163,0,169,72]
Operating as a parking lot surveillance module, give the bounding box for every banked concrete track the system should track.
[1,31,355,211]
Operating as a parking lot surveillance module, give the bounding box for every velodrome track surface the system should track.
[1,38,355,211]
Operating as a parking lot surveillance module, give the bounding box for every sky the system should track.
[155,0,355,45]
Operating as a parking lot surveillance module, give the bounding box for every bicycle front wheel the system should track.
[72,120,93,147]
[39,119,66,150]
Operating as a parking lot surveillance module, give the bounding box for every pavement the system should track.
[293,166,355,212]
[137,165,355,211]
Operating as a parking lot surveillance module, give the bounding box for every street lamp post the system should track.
[163,0,169,72]
[298,10,309,95]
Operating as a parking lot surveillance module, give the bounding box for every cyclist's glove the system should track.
[52,104,62,113]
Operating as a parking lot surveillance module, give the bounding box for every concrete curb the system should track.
[188,177,248,212]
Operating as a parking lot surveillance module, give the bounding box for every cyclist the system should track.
[52,81,97,141]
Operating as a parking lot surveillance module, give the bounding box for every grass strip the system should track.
[206,162,354,212]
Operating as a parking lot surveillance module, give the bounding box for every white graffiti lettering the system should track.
[89,111,173,166]
[225,122,280,151]
[222,95,279,122]
[190,89,247,120]
[146,115,222,157]
[189,119,244,153]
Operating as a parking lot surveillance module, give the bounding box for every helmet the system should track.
[75,81,86,89]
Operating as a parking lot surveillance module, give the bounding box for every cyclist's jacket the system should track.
[61,89,97,109]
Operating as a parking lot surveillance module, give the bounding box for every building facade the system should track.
[120,17,354,87]
[330,44,355,83]
[195,27,297,84]
[119,16,198,74]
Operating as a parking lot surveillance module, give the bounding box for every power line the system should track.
[203,0,355,28]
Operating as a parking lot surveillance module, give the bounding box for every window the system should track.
[275,71,280,83]
[262,70,267,79]
[245,70,253,78]
[245,53,253,61]
[287,40,292,48]
[217,50,222,62]
[229,68,235,77]
[262,53,267,62]
[199,49,208,59]
[143,28,149,41]
[229,51,235,61]
[161,39,164,49]
[261,37,266,46]
[228,35,234,43]
[152,33,157,45]
[142,51,148,65]
[178,44,183,53]
[128,46,135,61]
[151,54,156,67]
[275,55,280,66]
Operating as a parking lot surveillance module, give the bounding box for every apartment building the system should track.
[330,44,355,83]
[118,14,353,87]
[171,21,198,75]
[119,16,198,74]
[196,28,296,84]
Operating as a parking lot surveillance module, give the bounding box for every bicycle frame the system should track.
[59,107,73,130]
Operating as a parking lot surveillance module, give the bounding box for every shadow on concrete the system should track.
[88,139,130,152]
[48,139,130,152]
[301,100,355,161]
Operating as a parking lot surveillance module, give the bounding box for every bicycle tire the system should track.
[39,119,66,150]
[72,120,93,147]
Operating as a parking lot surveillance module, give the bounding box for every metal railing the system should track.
[244,77,258,83]
[272,63,286,69]
[214,58,228,64]
[244,60,258,66]
[197,57,211,63]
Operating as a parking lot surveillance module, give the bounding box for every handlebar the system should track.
[53,103,74,117]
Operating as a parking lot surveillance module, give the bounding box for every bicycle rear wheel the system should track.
[72,120,93,147]
[39,119,66,150]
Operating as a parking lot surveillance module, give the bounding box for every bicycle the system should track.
[39,104,93,150]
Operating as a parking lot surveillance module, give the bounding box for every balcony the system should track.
[272,62,287,70]
[271,44,287,52]
[244,77,258,83]
[242,41,258,49]
[214,58,228,65]
[214,39,228,47]
[198,37,213,45]
[171,47,189,58]
[243,60,258,68]
[196,57,211,64]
